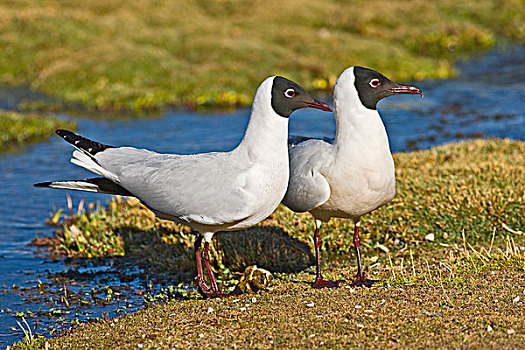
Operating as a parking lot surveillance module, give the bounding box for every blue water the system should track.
[0,46,524,347]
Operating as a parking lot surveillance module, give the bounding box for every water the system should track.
[0,46,524,346]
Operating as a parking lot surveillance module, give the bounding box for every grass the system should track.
[0,110,75,154]
[14,240,525,349]
[16,138,524,349]
[0,0,524,112]
[41,139,524,265]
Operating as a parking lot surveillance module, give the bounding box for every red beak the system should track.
[303,99,333,112]
[388,84,423,96]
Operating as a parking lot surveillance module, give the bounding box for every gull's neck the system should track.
[235,78,289,162]
[333,71,391,157]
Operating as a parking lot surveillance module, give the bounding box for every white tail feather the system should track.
[71,150,119,183]
[47,181,101,192]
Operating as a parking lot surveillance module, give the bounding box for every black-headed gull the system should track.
[35,76,332,298]
[283,66,422,288]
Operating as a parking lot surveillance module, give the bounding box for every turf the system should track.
[1,0,524,111]
[22,267,525,349]
[15,138,524,349]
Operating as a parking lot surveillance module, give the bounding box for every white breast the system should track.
[315,146,395,220]
[309,69,396,221]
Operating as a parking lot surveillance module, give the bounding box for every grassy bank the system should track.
[14,138,524,349]
[1,0,524,112]
[17,258,525,349]
[0,110,75,154]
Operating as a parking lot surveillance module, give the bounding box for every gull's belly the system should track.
[314,162,395,220]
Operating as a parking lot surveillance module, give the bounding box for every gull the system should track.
[34,76,332,298]
[282,66,422,288]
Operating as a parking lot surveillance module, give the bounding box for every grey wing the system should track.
[288,134,334,148]
[95,148,257,226]
[282,139,332,213]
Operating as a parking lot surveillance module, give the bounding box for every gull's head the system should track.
[269,76,332,118]
[338,66,422,110]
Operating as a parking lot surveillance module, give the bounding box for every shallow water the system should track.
[0,46,524,346]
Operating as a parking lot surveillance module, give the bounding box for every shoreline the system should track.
[9,138,525,349]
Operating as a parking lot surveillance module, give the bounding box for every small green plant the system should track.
[0,110,75,154]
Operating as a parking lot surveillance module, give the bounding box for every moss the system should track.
[0,110,75,154]
[1,0,524,112]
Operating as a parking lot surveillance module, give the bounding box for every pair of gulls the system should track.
[35,66,422,298]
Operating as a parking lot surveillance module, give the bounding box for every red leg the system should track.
[194,235,243,298]
[200,241,230,298]
[350,221,377,287]
[194,235,212,297]
[312,220,342,288]
[202,242,220,292]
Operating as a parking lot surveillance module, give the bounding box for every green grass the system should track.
[42,139,524,267]
[14,243,525,349]
[0,110,75,153]
[1,0,524,112]
[17,139,524,349]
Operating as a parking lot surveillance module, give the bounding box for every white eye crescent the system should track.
[284,88,296,98]
[369,78,381,88]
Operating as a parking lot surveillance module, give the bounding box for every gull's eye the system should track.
[284,88,296,98]
[369,78,381,88]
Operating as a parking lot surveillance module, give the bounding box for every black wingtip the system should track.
[34,181,52,188]
[55,129,75,138]
[55,129,114,156]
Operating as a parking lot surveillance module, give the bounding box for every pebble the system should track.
[354,305,362,309]
[307,302,315,308]
[357,324,364,328]
[207,307,214,314]
[507,329,515,335]
[425,233,435,242]
[487,325,493,332]
[512,296,520,303]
